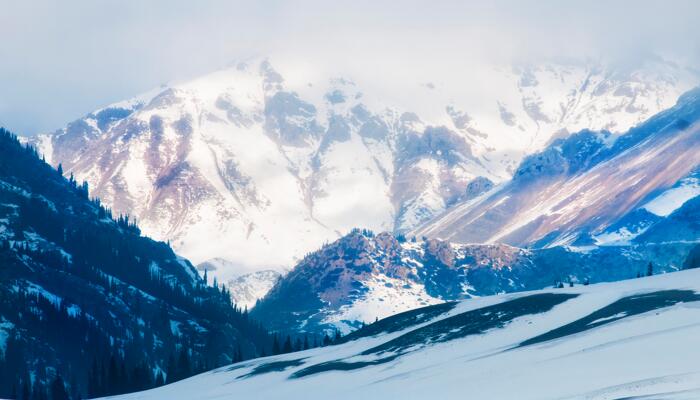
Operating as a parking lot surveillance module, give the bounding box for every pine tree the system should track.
[49,375,69,400]
[303,335,310,350]
[22,380,30,400]
[272,335,281,355]
[21,370,31,400]
[166,353,177,384]
[282,335,292,354]
[647,262,654,277]
[154,371,165,387]
[107,355,119,394]
[177,348,191,380]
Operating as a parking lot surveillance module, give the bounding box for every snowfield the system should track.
[107,268,700,400]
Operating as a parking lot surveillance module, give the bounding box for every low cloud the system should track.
[1,0,699,134]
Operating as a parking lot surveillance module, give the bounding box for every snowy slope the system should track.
[414,87,700,248]
[226,270,281,310]
[106,268,700,400]
[32,57,697,282]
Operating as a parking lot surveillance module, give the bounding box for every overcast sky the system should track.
[1,0,699,135]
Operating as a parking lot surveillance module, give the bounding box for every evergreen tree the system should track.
[50,375,69,400]
[282,335,292,354]
[177,348,191,380]
[647,262,654,277]
[21,370,31,400]
[166,353,177,384]
[21,380,30,400]
[107,355,119,394]
[272,335,281,355]
[154,371,165,387]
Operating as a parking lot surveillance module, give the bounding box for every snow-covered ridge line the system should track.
[414,86,700,250]
[250,229,696,335]
[31,57,697,282]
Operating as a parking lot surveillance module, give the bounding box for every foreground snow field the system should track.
[107,268,700,400]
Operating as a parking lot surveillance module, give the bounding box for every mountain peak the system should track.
[31,59,697,283]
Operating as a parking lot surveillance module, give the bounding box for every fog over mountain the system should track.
[1,0,699,135]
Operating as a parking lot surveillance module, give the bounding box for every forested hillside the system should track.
[0,128,272,398]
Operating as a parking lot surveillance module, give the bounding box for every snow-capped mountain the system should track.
[227,270,281,310]
[196,257,282,309]
[253,88,700,335]
[106,267,700,400]
[415,87,700,248]
[31,57,697,285]
[251,229,694,334]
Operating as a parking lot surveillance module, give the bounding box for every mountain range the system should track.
[4,52,700,399]
[252,87,700,334]
[30,58,697,291]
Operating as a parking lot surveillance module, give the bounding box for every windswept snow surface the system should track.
[107,268,700,400]
[414,88,700,248]
[643,176,700,217]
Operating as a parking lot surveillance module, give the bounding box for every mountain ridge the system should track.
[253,87,700,334]
[30,58,696,284]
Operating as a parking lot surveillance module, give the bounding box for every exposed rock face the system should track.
[251,229,694,334]
[464,176,494,200]
[32,58,696,280]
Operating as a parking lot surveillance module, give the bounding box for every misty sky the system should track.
[1,0,699,135]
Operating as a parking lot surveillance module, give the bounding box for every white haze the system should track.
[0,0,699,135]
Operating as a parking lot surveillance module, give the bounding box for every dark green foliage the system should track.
[0,128,275,398]
[282,336,293,354]
[684,244,700,269]
[50,376,69,400]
